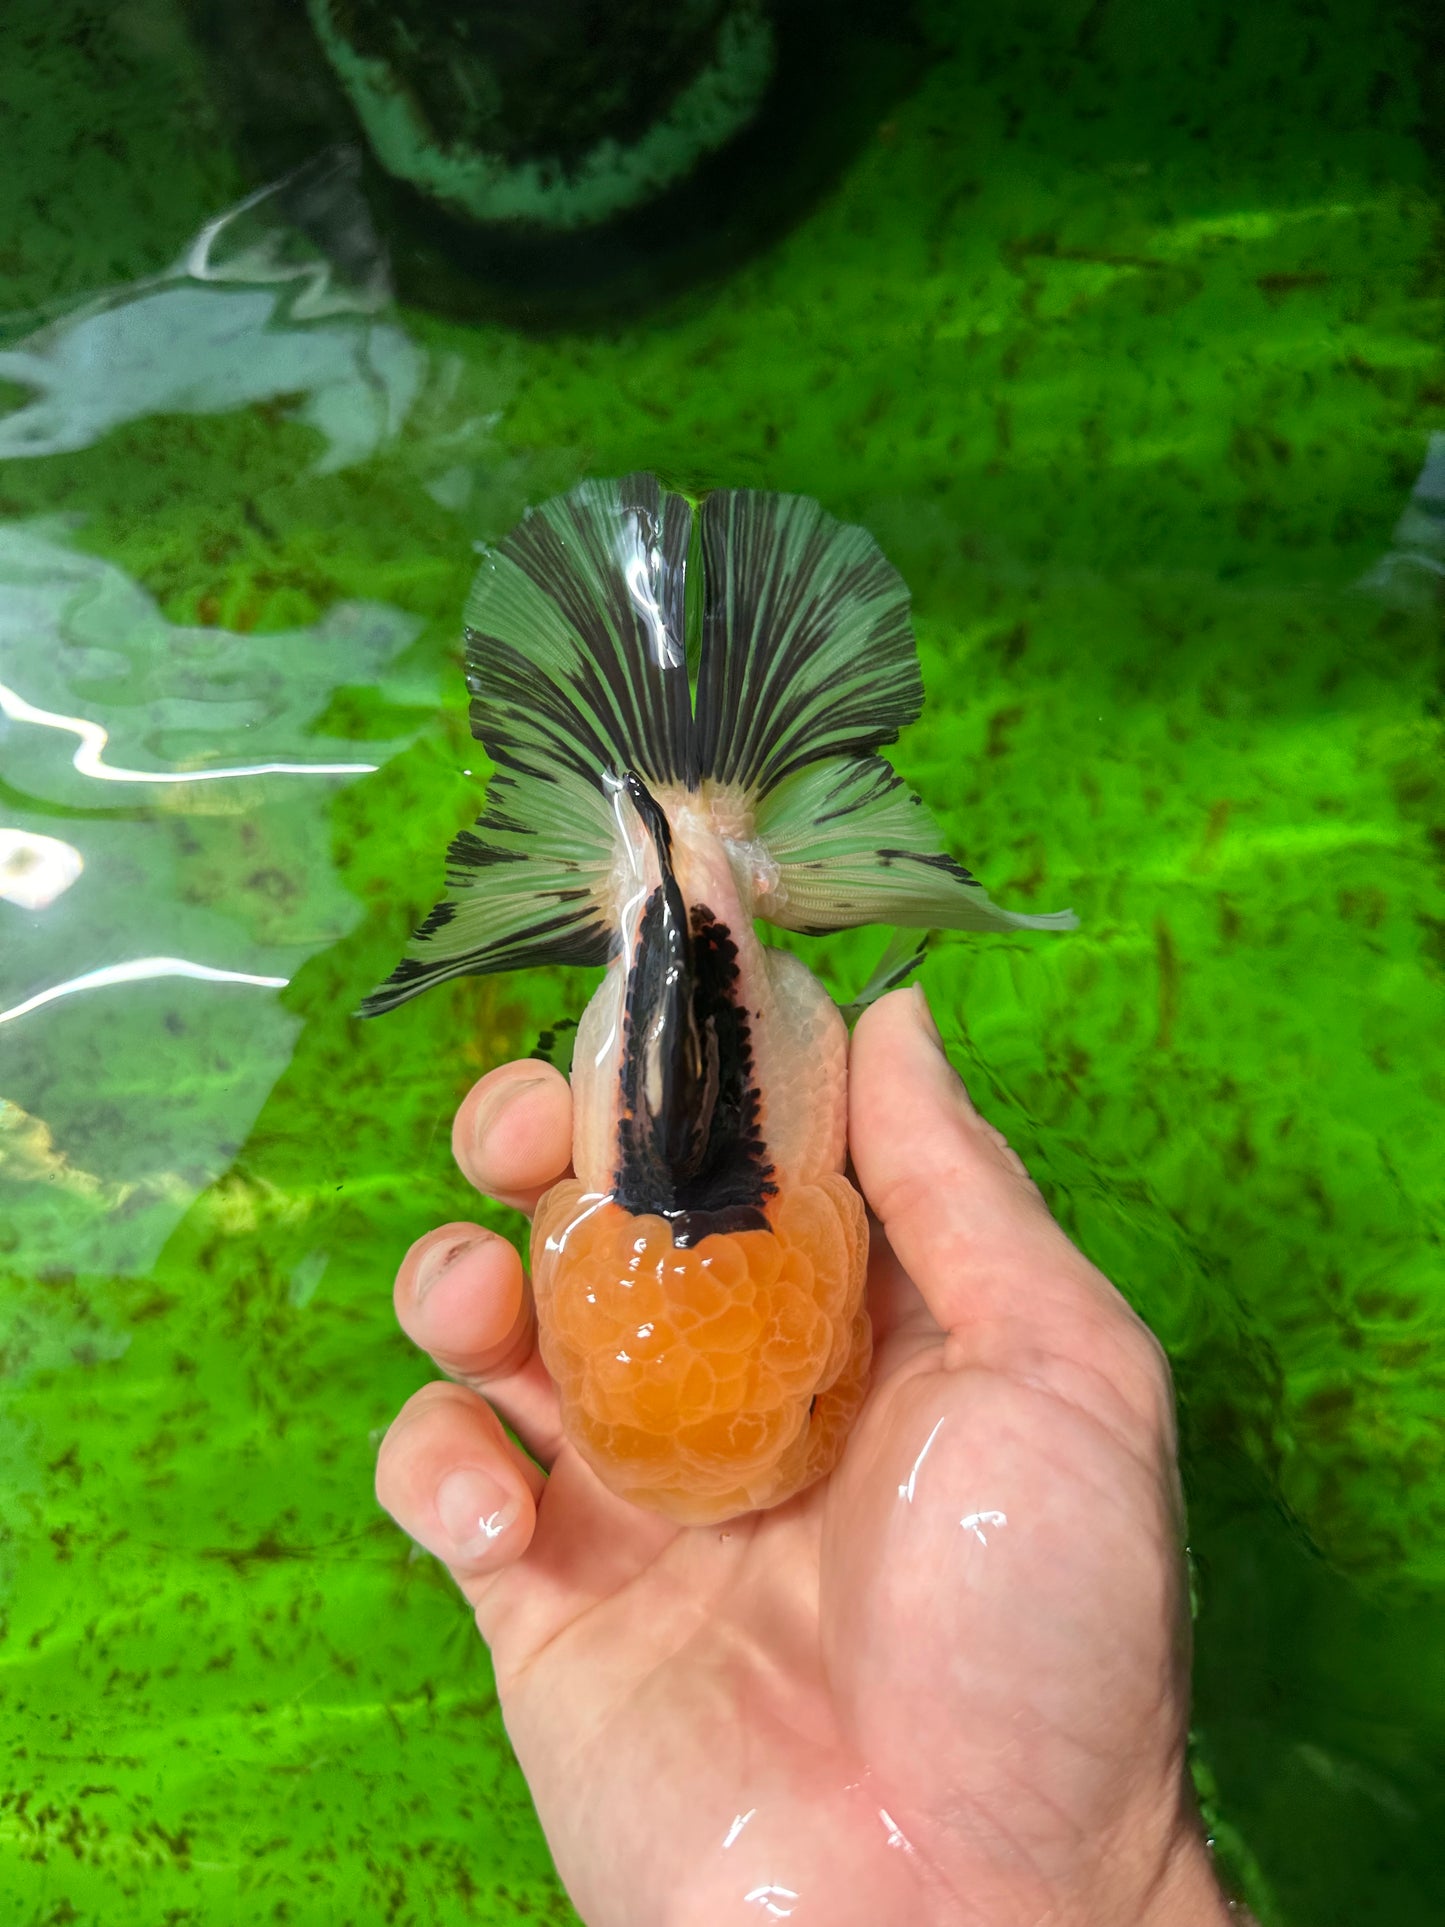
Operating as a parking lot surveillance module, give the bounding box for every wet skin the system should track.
[376,988,1237,1927]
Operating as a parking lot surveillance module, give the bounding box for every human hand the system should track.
[376,988,1234,1927]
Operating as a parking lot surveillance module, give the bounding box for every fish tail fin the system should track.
[694,487,924,791]
[362,474,1074,1015]
[360,472,692,1015]
[692,488,1077,938]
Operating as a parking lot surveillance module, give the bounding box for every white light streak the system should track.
[744,1886,798,1919]
[624,547,681,669]
[543,1190,614,1257]
[0,679,376,782]
[960,1509,1008,1547]
[878,1807,915,1854]
[0,956,289,1026]
[899,1416,945,1503]
[722,1808,756,1850]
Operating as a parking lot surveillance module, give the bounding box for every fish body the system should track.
[366,475,1074,1523]
[534,778,868,1522]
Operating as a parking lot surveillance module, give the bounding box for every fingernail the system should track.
[416,1235,481,1301]
[435,1466,521,1559]
[912,983,944,1050]
[473,1076,545,1154]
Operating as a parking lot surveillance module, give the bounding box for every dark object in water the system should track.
[185,0,924,325]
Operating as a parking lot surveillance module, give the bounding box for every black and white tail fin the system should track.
[691,487,1076,939]
[694,488,922,790]
[360,473,690,1015]
[362,475,1073,1015]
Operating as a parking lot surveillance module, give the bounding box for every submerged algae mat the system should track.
[2,0,1444,1921]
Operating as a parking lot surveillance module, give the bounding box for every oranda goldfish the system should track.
[365,475,1074,1524]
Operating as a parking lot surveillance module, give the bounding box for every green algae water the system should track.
[3,2,1444,1921]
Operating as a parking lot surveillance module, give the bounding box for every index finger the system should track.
[452,1059,573,1214]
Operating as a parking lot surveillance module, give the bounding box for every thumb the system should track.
[848,986,1131,1349]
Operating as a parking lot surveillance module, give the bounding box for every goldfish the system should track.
[365,475,1074,1524]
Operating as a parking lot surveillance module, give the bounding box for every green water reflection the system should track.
[2,3,1442,1923]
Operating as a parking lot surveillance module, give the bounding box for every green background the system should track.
[2,1,1443,1921]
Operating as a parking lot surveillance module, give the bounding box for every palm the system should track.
[378,993,1206,1927]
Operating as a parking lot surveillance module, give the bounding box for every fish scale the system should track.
[531,1179,870,1523]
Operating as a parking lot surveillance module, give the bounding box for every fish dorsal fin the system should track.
[694,488,920,794]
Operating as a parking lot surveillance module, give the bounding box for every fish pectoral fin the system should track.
[839,928,931,1024]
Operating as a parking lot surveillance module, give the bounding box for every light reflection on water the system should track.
[0,156,441,1272]
[0,825,83,908]
[0,955,290,1027]
[0,151,421,473]
[0,669,377,782]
